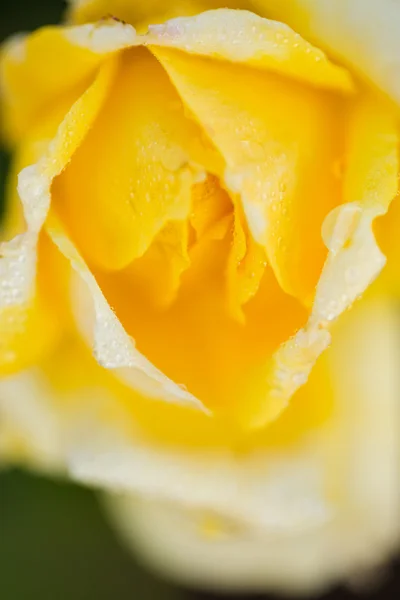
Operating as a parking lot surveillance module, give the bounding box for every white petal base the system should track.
[104,297,400,593]
[105,492,397,594]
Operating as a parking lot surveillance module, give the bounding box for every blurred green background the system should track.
[0,2,399,600]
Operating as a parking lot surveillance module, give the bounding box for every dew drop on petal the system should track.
[321,203,362,254]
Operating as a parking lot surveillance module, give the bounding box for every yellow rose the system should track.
[0,0,399,593]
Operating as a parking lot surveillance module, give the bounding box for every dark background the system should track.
[0,2,399,599]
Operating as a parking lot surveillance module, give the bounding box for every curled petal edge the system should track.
[0,53,207,413]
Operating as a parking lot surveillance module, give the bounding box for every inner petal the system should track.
[94,206,307,417]
[151,47,347,305]
[52,47,222,271]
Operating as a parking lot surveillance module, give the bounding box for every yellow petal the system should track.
[0,233,67,375]
[53,48,222,271]
[104,329,333,451]
[190,175,232,241]
[150,44,346,303]
[226,201,267,323]
[243,93,399,429]
[68,1,400,104]
[119,220,191,310]
[314,94,399,323]
[145,10,355,93]
[105,175,232,313]
[374,194,400,296]
[1,88,89,241]
[253,0,400,104]
[189,175,266,321]
[0,58,116,375]
[66,0,250,29]
[0,20,136,145]
[0,79,85,374]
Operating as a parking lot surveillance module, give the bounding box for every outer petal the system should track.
[66,0,251,29]
[0,284,398,592]
[253,0,400,105]
[0,94,81,375]
[0,59,115,374]
[0,234,68,375]
[0,367,65,470]
[244,93,398,429]
[1,293,398,592]
[375,195,400,297]
[104,295,400,592]
[144,10,354,92]
[0,20,137,145]
[46,213,205,411]
[68,0,400,104]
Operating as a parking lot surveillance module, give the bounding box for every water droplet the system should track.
[161,148,187,171]
[275,368,287,382]
[323,299,339,322]
[292,372,307,386]
[345,266,359,285]
[321,203,361,254]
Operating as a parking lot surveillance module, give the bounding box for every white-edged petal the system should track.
[0,35,207,413]
[253,0,400,105]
